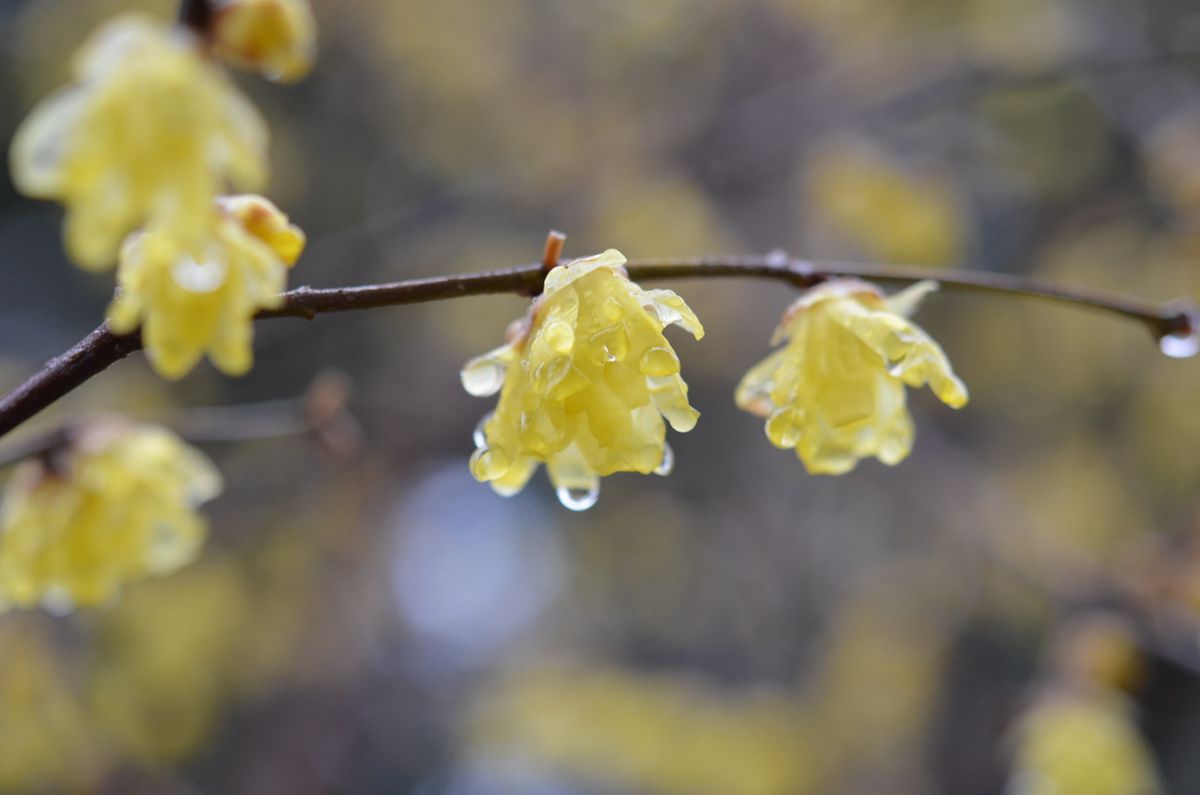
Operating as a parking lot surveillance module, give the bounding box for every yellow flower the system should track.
[0,419,221,612]
[806,139,966,266]
[462,249,703,509]
[9,14,268,270]
[108,194,306,379]
[213,0,318,83]
[735,279,967,475]
[1009,692,1161,795]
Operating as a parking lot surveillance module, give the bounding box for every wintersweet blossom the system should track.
[9,14,268,269]
[212,0,318,83]
[108,195,306,379]
[0,420,221,612]
[735,279,967,474]
[1008,693,1161,795]
[462,250,704,509]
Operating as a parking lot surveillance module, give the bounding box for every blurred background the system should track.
[2,0,1200,792]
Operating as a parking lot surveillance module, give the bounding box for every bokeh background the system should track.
[2,0,1200,792]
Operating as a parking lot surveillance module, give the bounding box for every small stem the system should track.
[0,254,1192,443]
[542,231,566,274]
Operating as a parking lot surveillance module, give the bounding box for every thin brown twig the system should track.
[0,254,1193,444]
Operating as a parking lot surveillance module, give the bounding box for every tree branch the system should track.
[178,0,214,36]
[0,255,1193,444]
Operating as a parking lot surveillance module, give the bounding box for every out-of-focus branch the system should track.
[0,371,359,470]
[178,0,214,36]
[0,253,1194,443]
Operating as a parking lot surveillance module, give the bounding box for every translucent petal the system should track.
[8,88,88,198]
[884,279,939,318]
[542,248,627,295]
[638,288,705,340]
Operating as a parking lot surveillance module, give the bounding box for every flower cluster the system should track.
[0,0,316,613]
[0,420,221,612]
[10,13,268,269]
[462,250,703,509]
[10,1,315,377]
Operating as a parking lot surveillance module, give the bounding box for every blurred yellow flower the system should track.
[806,139,966,266]
[213,0,318,83]
[109,194,306,379]
[470,662,821,795]
[9,13,268,269]
[0,621,103,792]
[1009,692,1161,795]
[0,419,221,612]
[462,249,703,509]
[735,279,967,474]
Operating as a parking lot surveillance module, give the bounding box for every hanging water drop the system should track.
[654,442,674,476]
[1160,329,1200,359]
[461,357,507,396]
[1158,303,1200,359]
[556,484,599,511]
[473,412,493,447]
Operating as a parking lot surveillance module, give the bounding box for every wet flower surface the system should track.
[736,279,967,474]
[462,249,703,508]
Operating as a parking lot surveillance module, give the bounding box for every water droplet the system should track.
[543,320,575,355]
[473,412,493,447]
[1160,330,1200,359]
[461,359,506,396]
[654,442,674,476]
[766,408,802,448]
[556,484,599,511]
[470,446,511,480]
[591,326,628,362]
[172,255,226,293]
[41,586,75,616]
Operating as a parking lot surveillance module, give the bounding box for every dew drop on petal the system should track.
[556,484,599,511]
[654,442,674,476]
[1160,329,1200,359]
[543,320,575,355]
